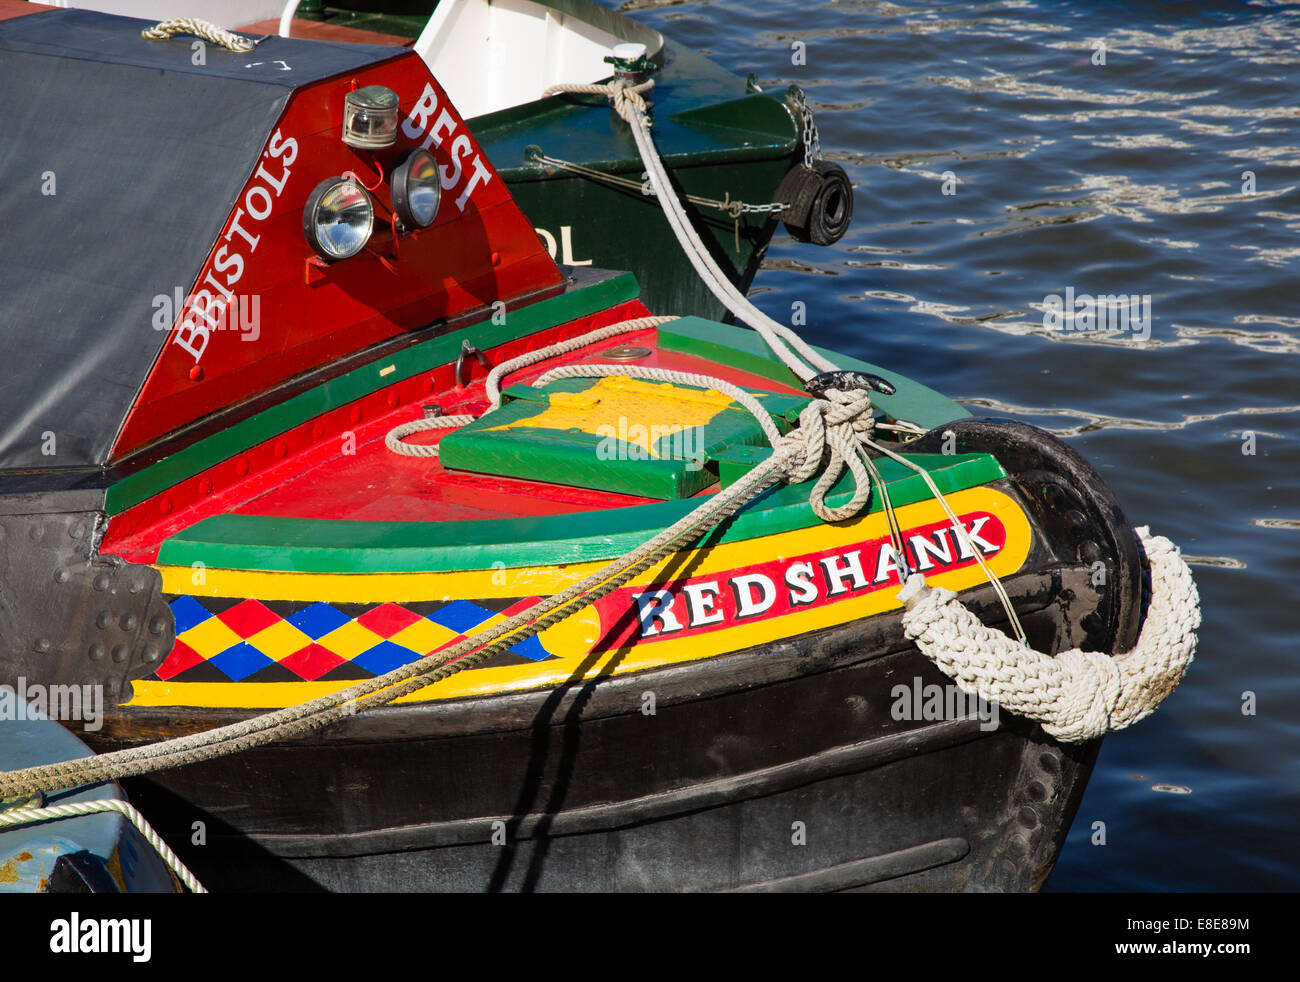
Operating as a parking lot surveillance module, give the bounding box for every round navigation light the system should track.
[303,177,374,260]
[391,149,442,230]
[342,85,399,149]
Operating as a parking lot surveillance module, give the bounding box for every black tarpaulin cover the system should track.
[0,9,403,474]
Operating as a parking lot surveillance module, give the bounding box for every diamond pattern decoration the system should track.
[156,594,558,683]
[154,639,203,682]
[181,617,243,659]
[288,601,351,640]
[389,618,458,656]
[248,620,314,661]
[207,641,274,682]
[279,643,346,682]
[317,620,385,660]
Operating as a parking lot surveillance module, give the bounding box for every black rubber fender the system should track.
[905,418,1145,655]
[777,161,854,246]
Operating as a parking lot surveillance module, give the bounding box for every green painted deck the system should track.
[157,452,1005,572]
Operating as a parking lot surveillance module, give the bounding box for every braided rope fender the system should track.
[898,526,1200,743]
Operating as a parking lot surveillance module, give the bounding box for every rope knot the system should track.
[611,82,649,121]
[775,386,878,522]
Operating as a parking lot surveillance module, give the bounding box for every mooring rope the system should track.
[545,79,837,385]
[0,798,206,893]
[0,391,878,798]
[140,18,258,53]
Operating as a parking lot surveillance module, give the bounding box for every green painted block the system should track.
[439,376,810,499]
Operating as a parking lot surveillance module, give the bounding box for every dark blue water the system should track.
[624,0,1300,890]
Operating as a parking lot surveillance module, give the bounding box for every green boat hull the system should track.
[477,39,807,320]
[293,6,811,320]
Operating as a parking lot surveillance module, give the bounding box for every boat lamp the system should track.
[342,85,399,149]
[303,177,374,261]
[391,149,442,231]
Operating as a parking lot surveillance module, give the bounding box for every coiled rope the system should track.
[1,798,206,893]
[386,315,679,458]
[140,18,257,53]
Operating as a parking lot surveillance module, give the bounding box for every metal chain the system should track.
[790,87,822,169]
[528,149,785,252]
[530,152,785,217]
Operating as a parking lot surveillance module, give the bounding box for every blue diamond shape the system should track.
[170,595,213,635]
[288,602,351,640]
[426,600,493,634]
[207,642,275,682]
[508,635,550,662]
[351,640,421,676]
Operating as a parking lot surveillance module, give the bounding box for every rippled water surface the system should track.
[622,0,1300,890]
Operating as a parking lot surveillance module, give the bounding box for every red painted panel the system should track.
[0,0,52,22]
[238,18,415,46]
[113,52,563,459]
[102,299,817,565]
[104,299,654,561]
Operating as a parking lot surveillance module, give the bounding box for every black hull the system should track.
[117,581,1103,892]
[88,421,1144,892]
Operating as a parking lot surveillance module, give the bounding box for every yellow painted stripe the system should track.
[131,487,1033,709]
[157,485,1018,602]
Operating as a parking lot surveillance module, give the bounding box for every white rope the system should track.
[385,414,475,458]
[386,315,678,457]
[1,798,206,893]
[485,316,678,408]
[897,526,1199,743]
[530,363,877,522]
[278,0,301,38]
[391,340,879,522]
[140,18,257,53]
[545,80,835,384]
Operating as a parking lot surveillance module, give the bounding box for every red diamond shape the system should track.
[279,643,346,681]
[155,640,204,681]
[216,599,282,638]
[354,602,423,638]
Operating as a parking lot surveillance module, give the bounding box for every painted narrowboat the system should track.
[0,6,1194,892]
[41,0,853,320]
